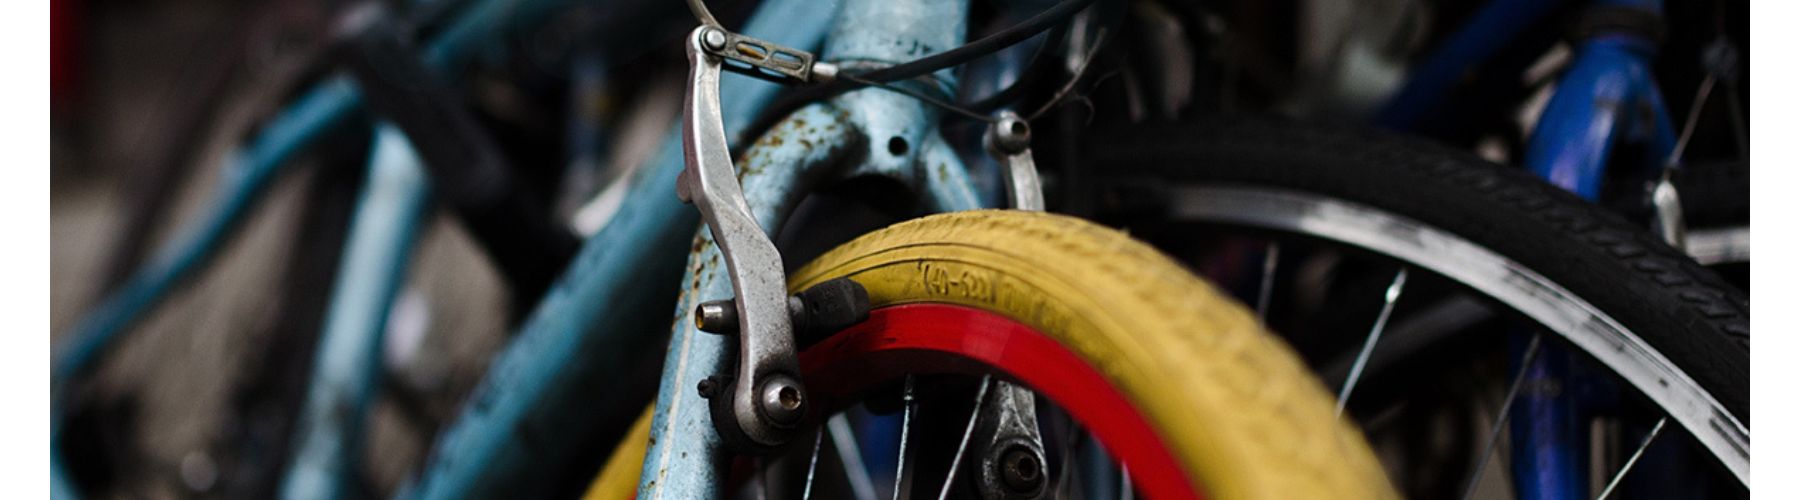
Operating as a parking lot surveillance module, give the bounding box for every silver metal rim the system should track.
[1687,226,1750,266]
[1166,185,1749,484]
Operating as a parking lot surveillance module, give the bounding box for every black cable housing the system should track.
[846,0,1098,84]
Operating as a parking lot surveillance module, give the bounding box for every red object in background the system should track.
[800,304,1201,500]
[52,0,80,112]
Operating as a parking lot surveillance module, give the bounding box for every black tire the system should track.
[1081,116,1749,427]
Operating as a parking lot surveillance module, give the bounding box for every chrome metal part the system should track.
[895,376,918,500]
[757,374,806,426]
[697,26,835,85]
[1596,416,1669,500]
[643,101,862,498]
[1650,172,1687,250]
[973,382,1049,499]
[1650,70,1715,252]
[645,2,988,496]
[695,300,736,333]
[802,427,824,500]
[1337,267,1408,415]
[1168,185,1748,483]
[828,414,880,500]
[1460,334,1543,500]
[694,278,871,342]
[1255,241,1280,320]
[1686,226,1749,265]
[999,447,1045,494]
[679,26,805,450]
[984,111,1044,211]
[977,110,1049,494]
[937,376,994,500]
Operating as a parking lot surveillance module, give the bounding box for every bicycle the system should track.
[53,0,1399,498]
[1049,0,1748,497]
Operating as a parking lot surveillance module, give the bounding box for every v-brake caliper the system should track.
[677,13,1052,492]
[675,21,865,452]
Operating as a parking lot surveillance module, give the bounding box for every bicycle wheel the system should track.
[585,210,1396,499]
[1082,116,1749,489]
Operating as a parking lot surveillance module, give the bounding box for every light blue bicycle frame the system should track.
[639,0,985,496]
[52,0,994,498]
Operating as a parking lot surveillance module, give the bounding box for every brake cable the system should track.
[692,0,1102,125]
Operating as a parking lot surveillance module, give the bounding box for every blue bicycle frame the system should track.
[638,0,987,496]
[53,0,996,497]
[1379,0,1679,497]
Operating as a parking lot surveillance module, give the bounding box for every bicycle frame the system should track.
[283,124,432,499]
[53,0,1023,496]
[639,0,985,496]
[1516,1,1678,497]
[402,2,850,497]
[52,0,828,496]
[1378,0,1684,497]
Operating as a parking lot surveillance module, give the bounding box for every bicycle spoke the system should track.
[936,375,993,500]
[802,425,824,500]
[893,375,916,500]
[828,415,879,500]
[1119,464,1134,500]
[1595,417,1668,500]
[1337,267,1408,415]
[1666,74,1717,166]
[1256,241,1280,320]
[753,457,769,500]
[1458,333,1544,500]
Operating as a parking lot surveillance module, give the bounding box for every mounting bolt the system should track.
[695,300,737,333]
[987,112,1032,154]
[697,377,720,399]
[999,446,1044,494]
[701,28,727,51]
[758,375,806,426]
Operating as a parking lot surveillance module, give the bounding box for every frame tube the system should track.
[640,0,980,497]
[280,125,433,500]
[1514,12,1676,498]
[403,2,841,498]
[53,0,578,386]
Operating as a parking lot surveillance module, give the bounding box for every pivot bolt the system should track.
[758,375,806,426]
[987,112,1032,154]
[1000,446,1045,493]
[701,28,727,51]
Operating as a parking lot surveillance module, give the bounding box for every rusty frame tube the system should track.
[638,0,987,496]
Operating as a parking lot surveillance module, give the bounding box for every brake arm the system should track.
[677,25,834,451]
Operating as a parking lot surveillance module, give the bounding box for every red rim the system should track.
[799,303,1201,500]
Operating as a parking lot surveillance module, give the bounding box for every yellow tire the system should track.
[588,210,1395,499]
